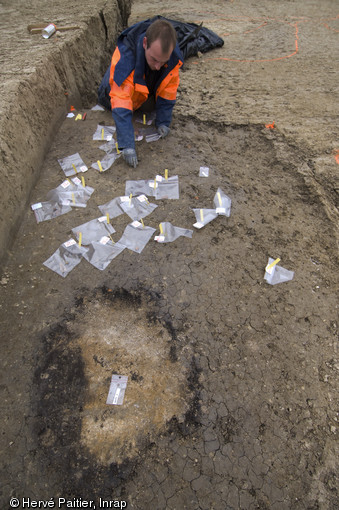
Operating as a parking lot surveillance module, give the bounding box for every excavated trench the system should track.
[0,0,132,267]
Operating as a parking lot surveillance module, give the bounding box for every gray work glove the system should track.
[157,125,170,138]
[122,148,138,168]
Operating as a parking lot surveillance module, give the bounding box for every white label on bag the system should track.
[72,177,81,185]
[137,195,147,202]
[98,216,107,222]
[61,180,71,189]
[80,165,88,172]
[64,239,76,247]
[193,222,204,229]
[155,235,165,242]
[120,196,130,202]
[100,236,110,245]
[216,207,226,214]
[107,135,112,141]
[156,175,163,182]
[131,221,142,228]
[31,203,42,210]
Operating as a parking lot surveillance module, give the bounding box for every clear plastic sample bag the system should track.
[214,187,231,217]
[153,175,179,200]
[46,178,94,208]
[98,197,125,219]
[125,179,152,197]
[125,175,179,200]
[118,221,156,253]
[57,153,88,177]
[145,132,161,143]
[92,124,116,141]
[31,201,72,223]
[91,152,121,172]
[43,239,88,278]
[154,222,193,243]
[99,140,118,154]
[72,217,116,245]
[83,239,125,270]
[199,166,209,177]
[192,208,218,229]
[135,111,156,125]
[119,194,157,221]
[264,257,294,285]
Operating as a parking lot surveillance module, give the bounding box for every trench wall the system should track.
[0,0,132,267]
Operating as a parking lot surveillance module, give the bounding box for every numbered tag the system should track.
[193,222,204,229]
[131,221,142,228]
[31,203,42,210]
[64,239,76,247]
[155,235,165,243]
[106,375,128,405]
[72,177,81,186]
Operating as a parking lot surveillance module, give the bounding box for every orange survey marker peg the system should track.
[265,121,275,129]
[70,105,76,112]
[335,150,339,164]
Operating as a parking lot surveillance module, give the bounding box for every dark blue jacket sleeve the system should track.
[155,97,176,127]
[112,108,135,150]
[97,65,112,110]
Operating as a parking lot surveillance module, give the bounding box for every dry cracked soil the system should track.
[0,1,338,509]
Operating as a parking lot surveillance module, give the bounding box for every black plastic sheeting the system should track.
[168,17,224,59]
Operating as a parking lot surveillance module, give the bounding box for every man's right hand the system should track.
[122,148,138,168]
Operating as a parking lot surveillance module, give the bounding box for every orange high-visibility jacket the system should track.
[108,19,183,149]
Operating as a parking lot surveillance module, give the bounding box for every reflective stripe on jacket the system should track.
[109,47,182,111]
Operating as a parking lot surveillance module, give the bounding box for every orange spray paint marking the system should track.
[335,151,339,164]
[70,105,76,112]
[265,121,275,129]
[192,17,300,64]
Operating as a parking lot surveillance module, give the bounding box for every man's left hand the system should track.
[157,125,170,138]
